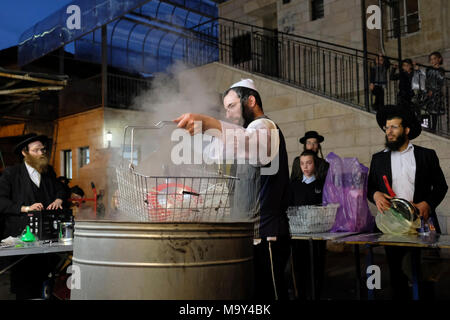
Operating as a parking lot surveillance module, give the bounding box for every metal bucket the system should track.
[70,220,254,300]
[58,221,74,244]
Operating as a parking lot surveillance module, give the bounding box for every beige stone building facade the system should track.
[219,0,450,65]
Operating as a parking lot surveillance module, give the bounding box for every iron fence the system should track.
[191,17,450,138]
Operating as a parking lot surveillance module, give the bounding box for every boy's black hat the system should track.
[299,131,324,144]
[376,104,422,140]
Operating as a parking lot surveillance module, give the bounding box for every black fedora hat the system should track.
[299,131,324,144]
[376,105,422,140]
[14,133,48,154]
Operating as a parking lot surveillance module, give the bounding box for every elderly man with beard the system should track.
[0,133,66,299]
[175,79,291,300]
[368,105,447,299]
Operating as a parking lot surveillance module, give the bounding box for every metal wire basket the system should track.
[287,204,339,234]
[116,124,237,222]
[116,167,237,222]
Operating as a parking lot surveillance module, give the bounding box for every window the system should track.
[79,146,90,168]
[311,0,324,21]
[231,33,252,65]
[62,150,72,179]
[388,0,420,38]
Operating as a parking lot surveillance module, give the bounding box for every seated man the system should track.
[0,133,66,299]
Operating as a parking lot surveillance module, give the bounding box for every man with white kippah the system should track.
[175,79,291,300]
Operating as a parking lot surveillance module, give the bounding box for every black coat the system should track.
[390,68,414,104]
[0,163,66,238]
[289,179,323,206]
[368,145,448,233]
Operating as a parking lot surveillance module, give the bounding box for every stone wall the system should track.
[179,62,450,234]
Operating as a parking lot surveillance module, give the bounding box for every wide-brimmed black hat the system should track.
[376,105,422,140]
[299,131,324,144]
[14,133,48,154]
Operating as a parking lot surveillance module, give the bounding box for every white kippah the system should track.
[229,78,257,92]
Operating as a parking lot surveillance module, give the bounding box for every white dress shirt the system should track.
[389,143,416,201]
[302,175,316,184]
[25,162,41,188]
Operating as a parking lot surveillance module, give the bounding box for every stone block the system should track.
[265,105,314,124]
[329,114,356,132]
[323,130,355,148]
[304,117,333,134]
[355,129,371,147]
[257,81,277,100]
[277,121,305,138]
[296,92,320,106]
[285,136,301,153]
[354,112,378,129]
[313,102,352,118]
[264,93,297,112]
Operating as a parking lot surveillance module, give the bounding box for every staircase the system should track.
[189,17,450,139]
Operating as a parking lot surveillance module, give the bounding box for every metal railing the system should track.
[60,73,153,116]
[190,17,450,138]
[107,74,152,109]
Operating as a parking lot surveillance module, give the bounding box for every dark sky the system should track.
[0,0,73,50]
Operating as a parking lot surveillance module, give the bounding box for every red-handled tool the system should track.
[383,175,396,197]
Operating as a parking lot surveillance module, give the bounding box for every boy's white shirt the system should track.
[205,118,280,166]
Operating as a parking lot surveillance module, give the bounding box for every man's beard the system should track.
[385,131,407,151]
[24,152,49,173]
[242,101,255,128]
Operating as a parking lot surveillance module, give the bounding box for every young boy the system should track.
[289,150,323,206]
[288,149,326,299]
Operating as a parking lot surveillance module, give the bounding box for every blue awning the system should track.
[18,0,219,74]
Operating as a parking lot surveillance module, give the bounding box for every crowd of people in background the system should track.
[369,51,446,132]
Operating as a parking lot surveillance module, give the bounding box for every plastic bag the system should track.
[411,68,426,91]
[322,152,375,232]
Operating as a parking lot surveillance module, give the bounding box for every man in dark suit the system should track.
[0,133,67,299]
[368,105,448,299]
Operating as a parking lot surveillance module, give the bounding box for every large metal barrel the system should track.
[70,220,254,299]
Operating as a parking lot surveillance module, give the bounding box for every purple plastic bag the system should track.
[322,152,375,233]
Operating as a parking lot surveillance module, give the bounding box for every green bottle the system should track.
[21,226,36,242]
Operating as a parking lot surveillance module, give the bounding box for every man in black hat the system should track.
[0,133,67,299]
[368,105,448,299]
[291,131,329,185]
